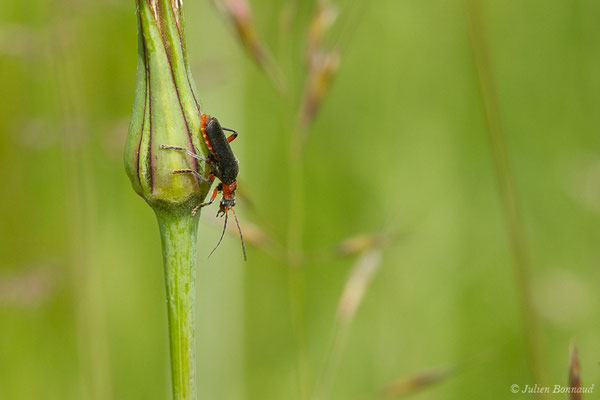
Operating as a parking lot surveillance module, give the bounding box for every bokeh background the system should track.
[1,1,600,399]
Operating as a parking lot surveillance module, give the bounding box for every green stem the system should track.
[156,210,199,400]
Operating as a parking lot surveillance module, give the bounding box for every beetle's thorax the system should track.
[222,181,237,201]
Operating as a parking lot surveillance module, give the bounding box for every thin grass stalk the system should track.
[285,3,347,395]
[284,11,312,399]
[212,0,287,94]
[465,0,544,394]
[287,128,311,400]
[381,367,452,398]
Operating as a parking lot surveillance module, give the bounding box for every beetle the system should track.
[160,113,246,260]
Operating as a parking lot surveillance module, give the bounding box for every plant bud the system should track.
[125,0,210,212]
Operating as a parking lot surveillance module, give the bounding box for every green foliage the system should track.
[1,1,599,399]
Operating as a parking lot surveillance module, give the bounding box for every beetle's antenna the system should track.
[231,208,247,261]
[209,210,228,259]
[222,127,238,134]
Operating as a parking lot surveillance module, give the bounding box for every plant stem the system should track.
[156,210,199,400]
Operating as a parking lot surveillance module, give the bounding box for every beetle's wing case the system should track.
[204,117,239,184]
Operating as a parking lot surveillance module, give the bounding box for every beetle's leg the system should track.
[160,144,208,163]
[223,127,238,143]
[191,186,220,216]
[172,169,213,183]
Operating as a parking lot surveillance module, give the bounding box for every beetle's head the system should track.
[217,182,237,216]
[217,197,236,216]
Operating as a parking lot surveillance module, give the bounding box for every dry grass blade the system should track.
[335,233,388,258]
[336,250,382,322]
[0,24,40,58]
[295,1,342,150]
[0,265,58,308]
[297,50,340,133]
[312,250,382,400]
[381,366,452,398]
[212,0,287,94]
[379,350,493,398]
[307,1,339,63]
[569,344,582,400]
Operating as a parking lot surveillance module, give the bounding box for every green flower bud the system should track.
[125,0,210,212]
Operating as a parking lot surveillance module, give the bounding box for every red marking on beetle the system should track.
[222,182,237,200]
[209,187,219,203]
[200,113,215,155]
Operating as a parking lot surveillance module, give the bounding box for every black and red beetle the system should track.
[161,113,246,260]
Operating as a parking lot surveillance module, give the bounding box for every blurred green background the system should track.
[1,0,600,399]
